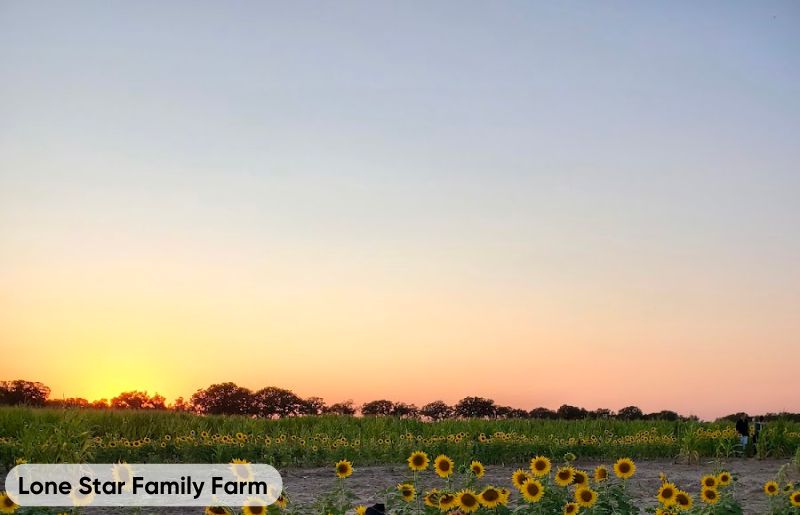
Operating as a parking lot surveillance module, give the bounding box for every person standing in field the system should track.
[735,414,750,455]
[753,416,765,445]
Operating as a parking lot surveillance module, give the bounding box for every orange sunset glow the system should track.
[2,1,799,421]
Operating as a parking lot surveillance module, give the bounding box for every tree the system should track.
[190,382,254,415]
[529,407,557,419]
[172,397,192,412]
[455,397,496,418]
[361,399,395,416]
[0,380,50,406]
[617,405,644,420]
[420,401,453,421]
[110,391,166,410]
[390,402,419,418]
[90,398,109,409]
[301,397,326,416]
[47,398,89,408]
[556,404,588,420]
[324,400,356,416]
[253,387,306,417]
[589,408,614,419]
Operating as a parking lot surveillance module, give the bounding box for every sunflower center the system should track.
[580,490,592,502]
[483,490,499,501]
[462,494,477,507]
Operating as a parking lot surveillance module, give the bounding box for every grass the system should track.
[2,407,799,469]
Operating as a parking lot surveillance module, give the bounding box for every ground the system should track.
[3,458,797,514]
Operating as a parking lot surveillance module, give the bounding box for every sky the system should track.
[1,1,799,420]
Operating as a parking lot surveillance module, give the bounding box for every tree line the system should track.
[2,379,798,422]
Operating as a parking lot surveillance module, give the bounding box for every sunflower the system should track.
[0,492,18,514]
[424,489,440,507]
[335,460,353,479]
[69,487,95,507]
[242,498,267,515]
[112,462,134,491]
[438,492,458,511]
[563,502,579,515]
[478,486,501,508]
[572,470,589,487]
[470,460,485,478]
[204,507,231,515]
[657,483,678,506]
[764,481,779,496]
[498,487,511,505]
[700,474,718,489]
[434,455,454,478]
[520,479,545,503]
[717,471,732,486]
[397,483,416,502]
[230,459,254,481]
[457,489,480,513]
[791,491,800,507]
[274,494,288,509]
[554,466,575,487]
[594,465,608,482]
[355,506,367,515]
[512,469,532,489]
[408,451,429,471]
[574,487,598,508]
[530,456,552,477]
[613,458,636,479]
[700,487,719,505]
[674,491,693,511]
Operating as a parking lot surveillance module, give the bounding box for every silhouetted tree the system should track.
[91,398,109,409]
[0,380,50,406]
[46,397,90,408]
[455,397,496,418]
[420,401,453,421]
[301,396,326,416]
[617,405,644,420]
[172,397,192,412]
[589,408,614,419]
[111,391,167,410]
[190,382,254,415]
[253,387,305,417]
[390,402,419,418]
[323,400,356,415]
[529,407,557,419]
[361,399,395,416]
[557,404,588,420]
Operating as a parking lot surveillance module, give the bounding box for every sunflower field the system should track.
[2,408,800,470]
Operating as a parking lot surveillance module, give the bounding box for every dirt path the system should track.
[3,458,797,514]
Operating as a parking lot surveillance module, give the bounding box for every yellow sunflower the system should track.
[613,458,636,479]
[69,487,95,507]
[530,456,552,477]
[434,455,454,478]
[512,469,532,489]
[563,502,579,515]
[230,459,254,482]
[700,487,719,505]
[470,460,485,478]
[355,506,367,515]
[408,451,429,471]
[764,481,779,496]
[423,489,440,507]
[554,466,575,487]
[572,470,589,487]
[498,487,511,505]
[241,497,267,515]
[478,486,501,508]
[520,479,545,503]
[674,491,693,511]
[457,489,480,513]
[0,492,18,514]
[700,474,718,489]
[574,487,598,508]
[594,465,608,482]
[438,492,458,511]
[275,494,288,509]
[657,482,678,506]
[717,471,732,486]
[112,462,134,491]
[397,483,416,502]
[204,507,231,515]
[791,491,800,507]
[335,460,353,479]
